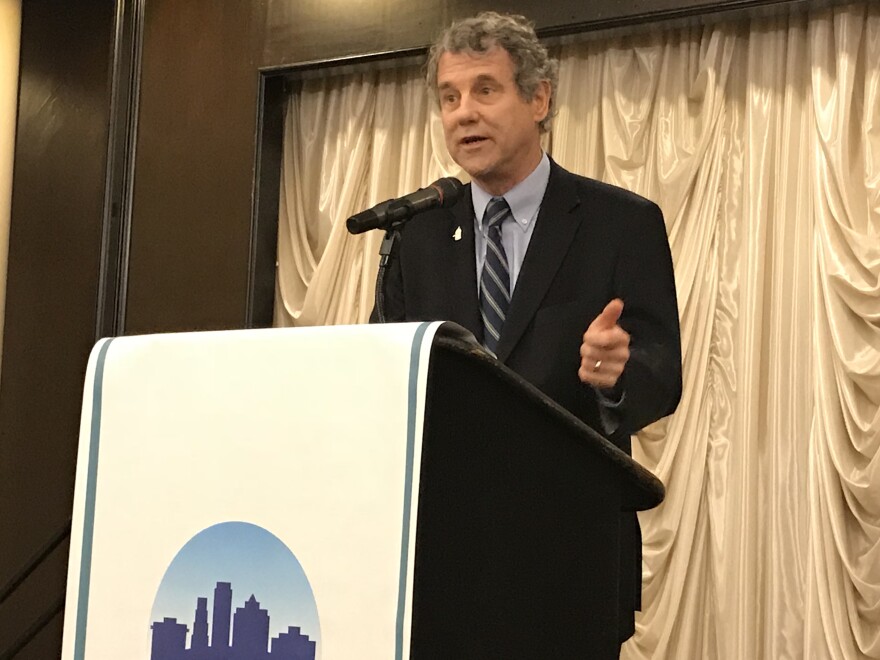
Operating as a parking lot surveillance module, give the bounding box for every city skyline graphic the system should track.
[150,522,320,659]
[151,581,316,659]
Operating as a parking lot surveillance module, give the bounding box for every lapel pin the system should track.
[453,226,462,241]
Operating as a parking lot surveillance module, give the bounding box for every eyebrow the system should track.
[473,74,501,86]
[438,74,503,91]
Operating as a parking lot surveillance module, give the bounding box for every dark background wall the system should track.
[0,0,828,656]
[0,2,114,657]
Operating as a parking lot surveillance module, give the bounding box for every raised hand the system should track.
[578,298,630,390]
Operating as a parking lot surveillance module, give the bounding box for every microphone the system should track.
[346,177,464,234]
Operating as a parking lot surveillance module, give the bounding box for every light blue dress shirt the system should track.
[472,152,551,295]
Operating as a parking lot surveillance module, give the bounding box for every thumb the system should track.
[595,298,624,330]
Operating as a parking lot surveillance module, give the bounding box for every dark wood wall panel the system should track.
[259,0,808,66]
[0,1,115,655]
[124,1,261,333]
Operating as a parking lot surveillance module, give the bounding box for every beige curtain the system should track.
[274,68,463,326]
[275,4,880,658]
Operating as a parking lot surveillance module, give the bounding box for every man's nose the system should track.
[454,93,479,123]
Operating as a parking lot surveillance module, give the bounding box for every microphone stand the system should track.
[348,178,463,322]
[373,228,400,324]
[372,198,412,324]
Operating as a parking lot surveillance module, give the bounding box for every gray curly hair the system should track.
[426,12,558,133]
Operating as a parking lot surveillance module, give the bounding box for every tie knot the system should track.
[484,197,510,229]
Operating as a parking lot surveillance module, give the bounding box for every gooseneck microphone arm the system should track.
[373,229,400,324]
[346,177,464,323]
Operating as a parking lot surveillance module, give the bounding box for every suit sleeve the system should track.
[614,201,682,435]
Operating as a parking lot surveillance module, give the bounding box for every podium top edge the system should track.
[430,329,665,512]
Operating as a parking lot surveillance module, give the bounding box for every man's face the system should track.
[437,47,549,196]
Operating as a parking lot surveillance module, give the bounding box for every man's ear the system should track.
[532,80,551,123]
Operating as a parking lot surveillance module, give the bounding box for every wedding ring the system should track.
[593,359,602,372]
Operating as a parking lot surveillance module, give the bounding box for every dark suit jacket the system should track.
[374,158,682,640]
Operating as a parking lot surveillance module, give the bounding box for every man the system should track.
[375,11,682,646]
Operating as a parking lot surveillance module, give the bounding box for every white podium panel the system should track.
[62,322,449,660]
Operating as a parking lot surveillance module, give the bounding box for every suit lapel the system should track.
[496,163,582,362]
[445,190,482,339]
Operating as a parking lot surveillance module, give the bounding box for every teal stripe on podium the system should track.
[396,322,432,660]
[73,338,115,660]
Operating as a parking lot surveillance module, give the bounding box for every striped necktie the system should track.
[480,196,512,355]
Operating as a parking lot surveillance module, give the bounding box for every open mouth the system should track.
[461,136,487,145]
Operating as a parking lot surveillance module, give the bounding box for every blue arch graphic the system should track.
[150,521,321,659]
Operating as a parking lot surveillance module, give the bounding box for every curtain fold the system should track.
[274,68,464,327]
[275,4,880,658]
[807,9,880,659]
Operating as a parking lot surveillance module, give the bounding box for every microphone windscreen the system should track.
[432,177,464,208]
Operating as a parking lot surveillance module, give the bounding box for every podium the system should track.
[62,322,662,660]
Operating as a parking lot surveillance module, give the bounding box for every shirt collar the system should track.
[472,152,551,232]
